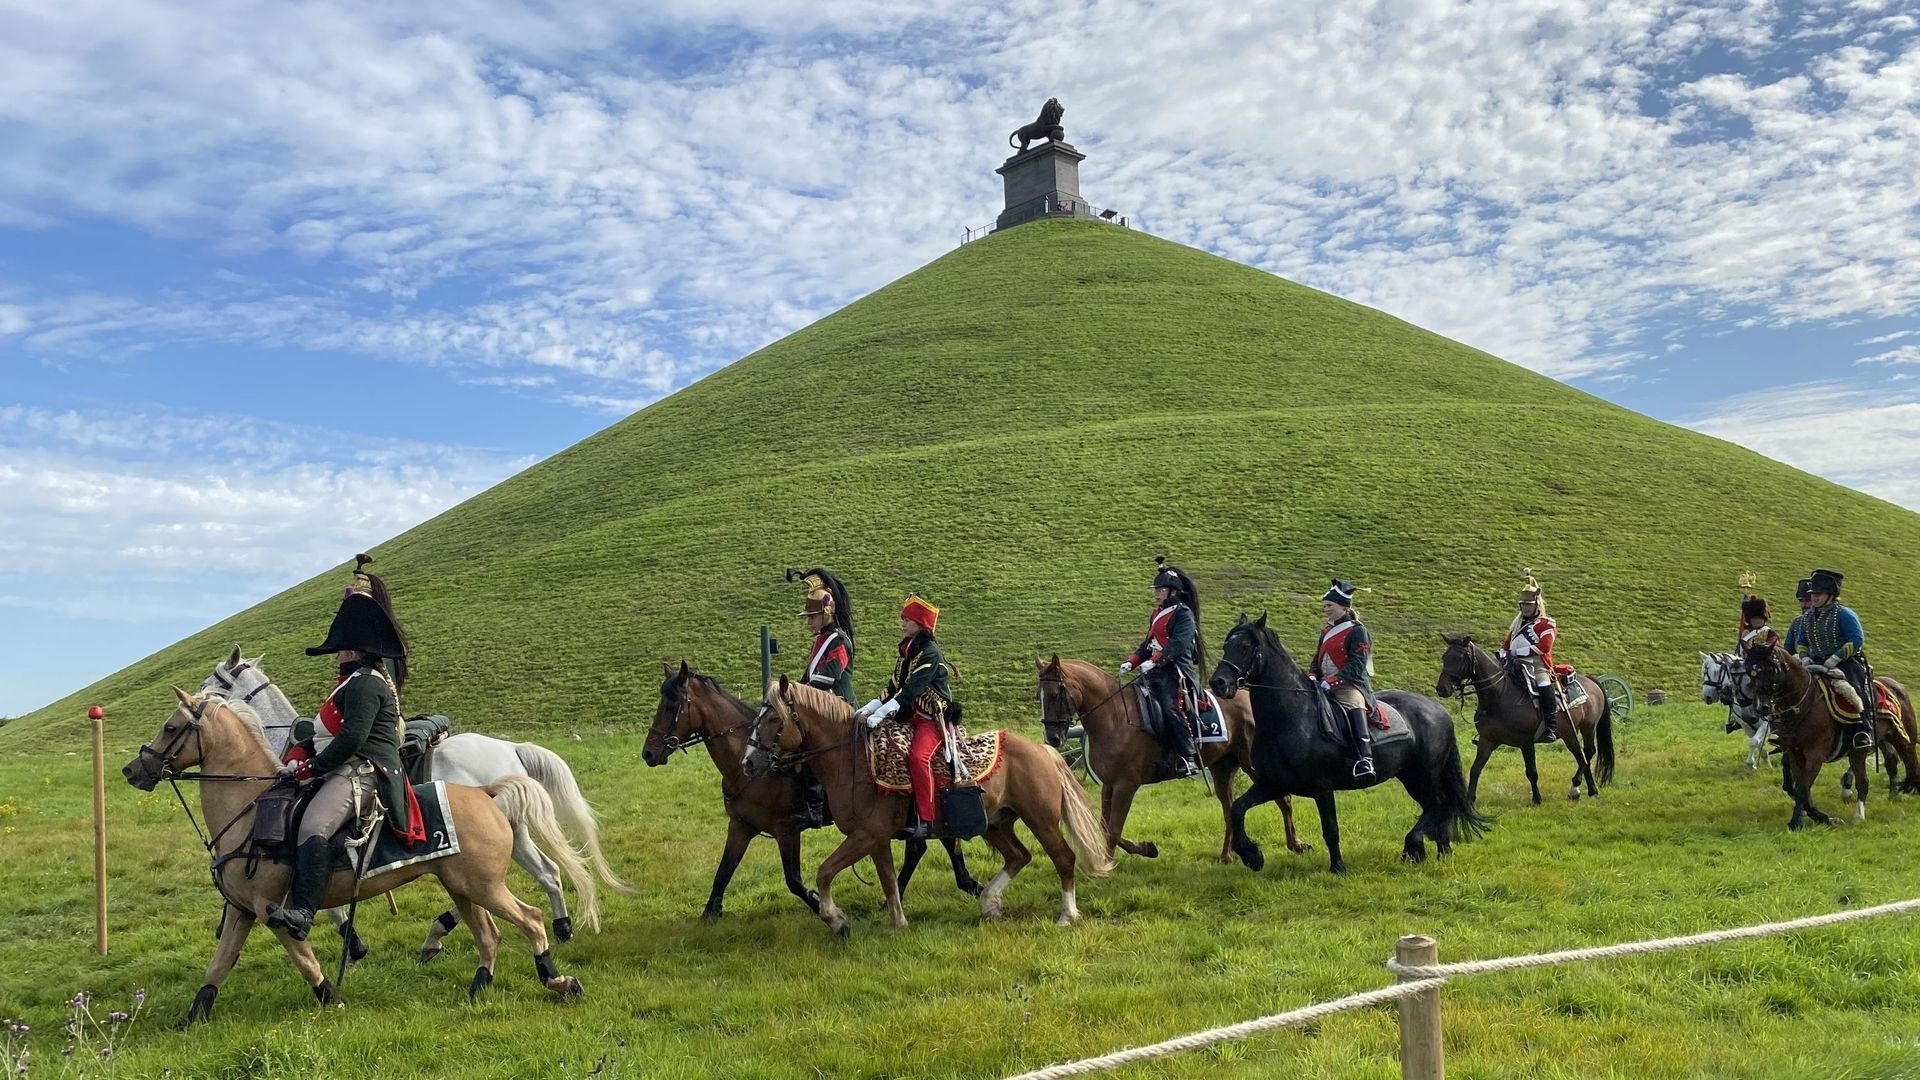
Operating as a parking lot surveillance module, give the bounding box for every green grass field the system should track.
[4,700,1920,1078]
[5,217,1920,1077]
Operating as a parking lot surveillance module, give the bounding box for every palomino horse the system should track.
[1700,651,1770,772]
[124,689,587,1024]
[641,663,979,918]
[1210,615,1488,874]
[743,678,1112,935]
[1035,655,1306,862]
[1435,635,1615,804]
[201,650,630,960]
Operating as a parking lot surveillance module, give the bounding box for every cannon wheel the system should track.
[1061,724,1098,783]
[1598,675,1634,720]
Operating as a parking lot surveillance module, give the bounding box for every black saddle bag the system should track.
[938,784,989,840]
[251,778,305,853]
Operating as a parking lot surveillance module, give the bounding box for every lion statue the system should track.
[1009,98,1066,152]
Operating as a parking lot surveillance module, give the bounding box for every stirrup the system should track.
[1852,728,1875,750]
[901,818,934,841]
[1351,758,1376,778]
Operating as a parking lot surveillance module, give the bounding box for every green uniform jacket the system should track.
[885,634,950,721]
[305,671,412,837]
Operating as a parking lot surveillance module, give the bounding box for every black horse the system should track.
[1210,614,1489,873]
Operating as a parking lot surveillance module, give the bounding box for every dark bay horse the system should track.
[1746,644,1875,828]
[1209,615,1488,874]
[641,663,978,918]
[1436,635,1615,804]
[1036,655,1306,862]
[744,678,1111,935]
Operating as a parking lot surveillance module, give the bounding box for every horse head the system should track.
[741,675,802,779]
[1744,643,1801,710]
[1211,612,1282,698]
[198,647,298,755]
[124,687,273,790]
[643,660,701,767]
[1436,633,1481,696]
[1700,651,1732,704]
[1035,654,1075,749]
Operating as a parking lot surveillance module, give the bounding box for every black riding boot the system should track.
[1537,689,1560,742]
[1151,677,1199,778]
[1345,706,1375,778]
[790,768,830,831]
[265,836,332,941]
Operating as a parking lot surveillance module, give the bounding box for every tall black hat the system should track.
[1741,596,1770,622]
[1808,568,1844,598]
[1794,578,1813,601]
[307,553,408,686]
[788,567,854,641]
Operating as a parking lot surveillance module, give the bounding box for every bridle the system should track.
[1439,641,1506,706]
[134,695,284,909]
[1218,628,1316,695]
[744,688,854,772]
[650,682,755,757]
[1748,651,1815,725]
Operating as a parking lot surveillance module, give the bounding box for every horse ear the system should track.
[228,645,242,668]
[1255,610,1268,628]
[678,659,690,677]
[172,685,192,704]
[778,673,791,693]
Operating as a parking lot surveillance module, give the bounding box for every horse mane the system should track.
[779,681,857,724]
[668,670,753,716]
[211,697,277,761]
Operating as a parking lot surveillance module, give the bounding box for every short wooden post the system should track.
[89,705,108,955]
[1396,934,1443,1080]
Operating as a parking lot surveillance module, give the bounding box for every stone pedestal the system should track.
[995,142,1091,231]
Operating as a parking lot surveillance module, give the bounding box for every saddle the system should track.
[1813,674,1896,722]
[866,720,1007,795]
[400,713,452,784]
[231,777,385,880]
[1313,690,1412,749]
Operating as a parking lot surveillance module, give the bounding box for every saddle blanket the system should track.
[869,722,1006,795]
[358,780,461,879]
[1816,677,1898,722]
[1195,689,1228,745]
[1368,702,1415,748]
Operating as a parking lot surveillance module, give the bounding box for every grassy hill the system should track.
[8,218,1919,751]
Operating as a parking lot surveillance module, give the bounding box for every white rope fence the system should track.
[1006,896,1920,1080]
[1003,982,1436,1080]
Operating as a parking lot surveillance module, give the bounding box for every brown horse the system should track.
[1436,635,1614,804]
[743,678,1112,936]
[1745,644,1880,828]
[123,688,586,1025]
[640,663,979,918]
[1035,655,1306,862]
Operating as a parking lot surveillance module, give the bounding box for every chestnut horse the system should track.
[1747,644,1920,828]
[124,689,586,1025]
[1435,635,1614,804]
[743,678,1112,936]
[640,663,979,918]
[1035,655,1306,861]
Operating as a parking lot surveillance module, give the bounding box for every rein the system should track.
[654,689,758,758]
[137,696,283,910]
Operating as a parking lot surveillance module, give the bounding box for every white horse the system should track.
[201,648,632,961]
[1700,651,1770,772]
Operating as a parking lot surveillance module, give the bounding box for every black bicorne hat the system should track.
[1808,568,1844,598]
[308,553,408,684]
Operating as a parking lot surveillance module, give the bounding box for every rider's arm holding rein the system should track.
[306,675,383,775]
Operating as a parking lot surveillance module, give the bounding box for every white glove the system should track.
[275,762,297,778]
[1138,659,1157,675]
[873,699,901,722]
[1496,648,1509,662]
[865,713,884,729]
[1118,661,1134,675]
[855,698,883,718]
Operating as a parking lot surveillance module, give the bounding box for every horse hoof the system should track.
[468,966,493,1001]
[700,907,724,921]
[1138,842,1159,859]
[313,979,337,1006]
[548,976,584,999]
[1054,914,1077,927]
[832,921,851,940]
[1329,861,1348,875]
[962,882,984,899]
[552,916,573,943]
[418,945,442,966]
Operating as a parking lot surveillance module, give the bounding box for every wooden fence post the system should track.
[1396,934,1443,1080]
[89,705,108,955]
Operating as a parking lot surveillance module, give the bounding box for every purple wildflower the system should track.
[133,988,146,1006]
[99,1045,113,1060]
[109,1011,129,1024]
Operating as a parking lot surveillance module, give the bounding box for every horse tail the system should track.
[1595,683,1617,786]
[486,775,602,934]
[1430,718,1492,842]
[515,742,636,895]
[1048,747,1114,878]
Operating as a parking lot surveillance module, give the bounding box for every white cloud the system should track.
[1690,381,1920,511]
[0,404,534,624]
[1859,344,1920,366]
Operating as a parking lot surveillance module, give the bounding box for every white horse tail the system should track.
[515,742,636,895]
[1048,747,1114,878]
[486,775,601,934]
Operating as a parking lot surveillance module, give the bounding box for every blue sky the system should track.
[3,0,1918,715]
